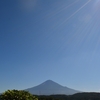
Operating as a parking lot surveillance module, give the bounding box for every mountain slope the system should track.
[25,80,80,95]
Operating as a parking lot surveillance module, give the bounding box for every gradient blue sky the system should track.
[1,0,100,93]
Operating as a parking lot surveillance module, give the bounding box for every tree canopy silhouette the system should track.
[0,89,38,100]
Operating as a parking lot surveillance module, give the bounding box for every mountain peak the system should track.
[40,80,62,88]
[45,80,54,82]
[25,80,80,95]
[44,80,57,84]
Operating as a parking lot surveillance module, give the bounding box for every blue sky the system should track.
[0,0,100,93]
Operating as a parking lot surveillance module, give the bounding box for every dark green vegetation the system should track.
[0,90,38,100]
[36,92,100,100]
[0,90,100,100]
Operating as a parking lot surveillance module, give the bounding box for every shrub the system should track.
[0,89,38,100]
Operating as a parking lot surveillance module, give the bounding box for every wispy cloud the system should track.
[63,0,91,23]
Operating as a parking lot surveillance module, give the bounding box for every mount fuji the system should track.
[25,80,80,95]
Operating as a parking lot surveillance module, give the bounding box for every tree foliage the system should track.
[0,89,38,100]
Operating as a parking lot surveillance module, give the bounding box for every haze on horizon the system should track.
[0,0,100,93]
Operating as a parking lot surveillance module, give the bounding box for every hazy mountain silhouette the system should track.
[25,80,80,95]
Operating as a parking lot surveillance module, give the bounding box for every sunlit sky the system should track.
[1,0,100,93]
